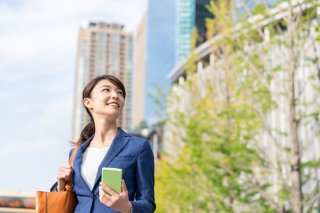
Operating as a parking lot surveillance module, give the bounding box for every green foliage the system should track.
[278,187,291,201]
[182,26,202,77]
[206,0,232,37]
[253,4,268,16]
[136,120,148,130]
[248,29,264,43]
[316,25,320,43]
[156,69,280,211]
[301,160,320,170]
[147,84,170,123]
[155,0,320,212]
[156,44,278,211]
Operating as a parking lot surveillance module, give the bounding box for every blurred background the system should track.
[0,0,320,212]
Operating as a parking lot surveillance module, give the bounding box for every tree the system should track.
[156,0,320,212]
[205,0,320,212]
[156,1,277,212]
[156,67,277,211]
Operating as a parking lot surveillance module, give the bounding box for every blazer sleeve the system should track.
[131,140,156,213]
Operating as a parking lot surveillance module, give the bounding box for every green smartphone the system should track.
[102,167,122,193]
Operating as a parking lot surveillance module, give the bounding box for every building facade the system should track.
[142,0,213,126]
[72,22,133,140]
[175,0,213,64]
[132,14,147,129]
[143,0,176,126]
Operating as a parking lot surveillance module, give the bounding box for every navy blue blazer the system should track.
[71,128,155,213]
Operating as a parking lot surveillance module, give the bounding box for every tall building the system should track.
[144,0,176,125]
[175,0,213,64]
[132,14,147,129]
[141,0,214,126]
[72,22,133,140]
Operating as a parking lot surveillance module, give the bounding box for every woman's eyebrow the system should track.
[100,85,112,88]
[100,85,121,90]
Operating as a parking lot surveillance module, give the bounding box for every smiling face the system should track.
[83,79,125,121]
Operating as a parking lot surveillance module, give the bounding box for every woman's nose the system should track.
[111,90,118,98]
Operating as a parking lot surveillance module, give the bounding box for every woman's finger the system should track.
[121,180,128,194]
[99,186,114,206]
[100,187,112,199]
[100,183,117,196]
[59,167,72,174]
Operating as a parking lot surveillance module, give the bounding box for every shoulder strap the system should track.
[68,144,79,166]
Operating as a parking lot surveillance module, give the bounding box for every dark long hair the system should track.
[75,74,126,145]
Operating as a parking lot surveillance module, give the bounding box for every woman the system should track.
[54,75,155,213]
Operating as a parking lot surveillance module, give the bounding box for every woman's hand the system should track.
[99,180,132,213]
[56,164,73,191]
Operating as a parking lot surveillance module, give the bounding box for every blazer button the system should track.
[90,194,93,199]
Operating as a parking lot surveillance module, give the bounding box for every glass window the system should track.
[111,34,119,41]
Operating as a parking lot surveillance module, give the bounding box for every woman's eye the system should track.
[102,88,110,92]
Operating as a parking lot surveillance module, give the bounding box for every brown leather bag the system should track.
[35,145,79,213]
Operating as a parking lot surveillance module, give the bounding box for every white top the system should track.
[81,146,109,190]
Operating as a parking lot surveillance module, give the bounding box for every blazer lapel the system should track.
[93,128,130,188]
[73,135,93,192]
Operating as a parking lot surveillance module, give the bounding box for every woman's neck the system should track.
[91,118,118,147]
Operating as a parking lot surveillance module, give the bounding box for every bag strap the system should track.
[65,145,79,191]
[68,144,79,166]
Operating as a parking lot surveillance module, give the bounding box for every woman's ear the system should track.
[83,98,93,109]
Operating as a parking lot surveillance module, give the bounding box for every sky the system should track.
[0,0,146,194]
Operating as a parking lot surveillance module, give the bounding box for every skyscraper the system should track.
[72,22,133,140]
[144,0,176,125]
[175,0,213,64]
[142,0,213,126]
[132,14,147,129]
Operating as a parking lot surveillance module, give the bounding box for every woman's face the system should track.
[84,79,125,120]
